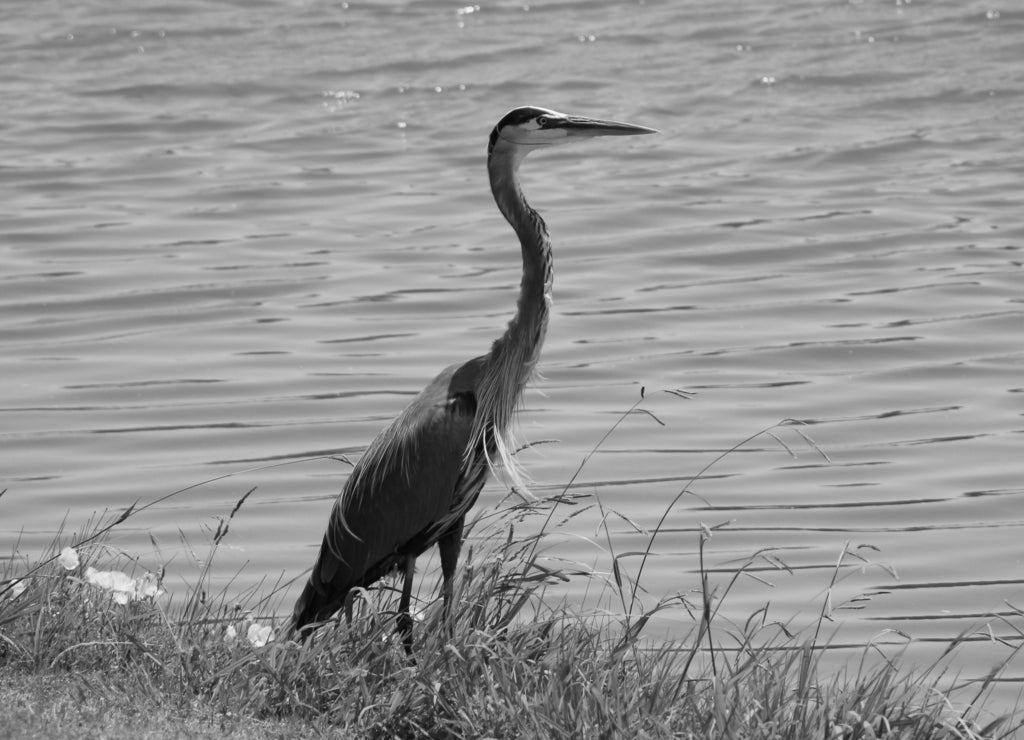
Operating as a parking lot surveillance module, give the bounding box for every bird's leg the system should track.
[437,515,465,634]
[396,555,416,654]
[343,588,356,625]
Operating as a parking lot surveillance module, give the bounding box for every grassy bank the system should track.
[2,507,1020,739]
[2,417,1022,738]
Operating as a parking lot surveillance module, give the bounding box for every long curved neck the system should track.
[469,140,552,485]
[485,143,552,404]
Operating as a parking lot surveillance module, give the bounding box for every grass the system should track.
[2,412,1022,739]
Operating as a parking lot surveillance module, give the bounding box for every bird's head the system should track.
[488,106,656,163]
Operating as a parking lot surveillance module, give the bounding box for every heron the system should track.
[291,106,655,647]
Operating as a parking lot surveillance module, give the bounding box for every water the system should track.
[3,0,1022,705]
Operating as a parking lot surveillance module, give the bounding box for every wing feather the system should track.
[293,356,488,627]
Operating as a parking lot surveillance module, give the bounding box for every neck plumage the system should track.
[487,146,552,393]
[469,142,552,488]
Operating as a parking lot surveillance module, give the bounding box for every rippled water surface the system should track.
[3,0,1022,703]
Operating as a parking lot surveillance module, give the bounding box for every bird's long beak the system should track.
[560,115,658,138]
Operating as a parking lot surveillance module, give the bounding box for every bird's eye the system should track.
[536,116,549,127]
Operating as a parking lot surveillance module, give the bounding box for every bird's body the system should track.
[292,106,655,643]
[292,356,489,631]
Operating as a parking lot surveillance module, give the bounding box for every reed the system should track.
[2,408,1021,739]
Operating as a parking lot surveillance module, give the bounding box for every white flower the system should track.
[58,546,80,570]
[135,572,163,599]
[224,624,238,643]
[246,622,274,647]
[84,566,164,603]
[85,566,135,593]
